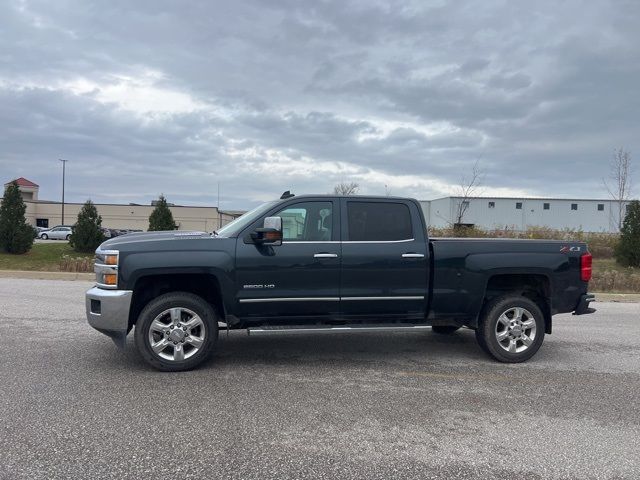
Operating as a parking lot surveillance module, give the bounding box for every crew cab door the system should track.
[235,199,341,321]
[339,199,429,320]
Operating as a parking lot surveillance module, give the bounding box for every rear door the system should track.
[235,199,341,321]
[339,199,429,320]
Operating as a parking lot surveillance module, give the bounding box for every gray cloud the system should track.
[1,0,639,210]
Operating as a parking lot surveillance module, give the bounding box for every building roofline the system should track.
[220,210,246,215]
[5,177,39,188]
[423,196,629,203]
[26,199,226,210]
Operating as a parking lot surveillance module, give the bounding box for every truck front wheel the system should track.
[476,295,545,363]
[134,292,219,371]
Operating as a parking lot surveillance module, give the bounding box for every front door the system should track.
[235,199,341,322]
[339,199,429,321]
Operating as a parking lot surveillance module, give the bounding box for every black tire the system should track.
[66,234,71,240]
[134,292,218,371]
[431,326,461,335]
[475,295,545,363]
[41,234,48,240]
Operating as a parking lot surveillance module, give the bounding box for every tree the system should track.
[0,181,34,254]
[604,148,632,230]
[149,195,177,231]
[454,160,483,225]
[333,182,360,195]
[615,200,640,267]
[70,200,104,252]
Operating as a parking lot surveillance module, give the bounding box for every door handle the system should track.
[314,253,339,258]
[402,253,425,258]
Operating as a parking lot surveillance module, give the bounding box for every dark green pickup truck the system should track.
[86,193,594,371]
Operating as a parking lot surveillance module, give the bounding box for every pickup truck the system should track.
[86,193,595,371]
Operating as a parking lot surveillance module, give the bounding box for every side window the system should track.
[347,202,413,241]
[275,202,333,241]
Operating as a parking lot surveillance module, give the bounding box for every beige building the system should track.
[4,178,241,232]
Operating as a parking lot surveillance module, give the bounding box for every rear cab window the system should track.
[346,201,413,241]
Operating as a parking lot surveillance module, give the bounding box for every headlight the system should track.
[95,249,119,289]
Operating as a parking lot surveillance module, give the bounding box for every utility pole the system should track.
[217,181,221,230]
[59,159,68,225]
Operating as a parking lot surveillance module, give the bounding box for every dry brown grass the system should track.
[59,255,94,273]
[592,259,640,293]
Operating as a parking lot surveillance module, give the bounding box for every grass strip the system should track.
[0,243,93,272]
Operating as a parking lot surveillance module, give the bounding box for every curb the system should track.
[593,293,640,303]
[0,270,94,281]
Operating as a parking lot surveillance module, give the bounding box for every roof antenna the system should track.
[280,190,295,199]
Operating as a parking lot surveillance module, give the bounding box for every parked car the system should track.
[86,193,594,371]
[39,225,73,240]
[32,226,47,238]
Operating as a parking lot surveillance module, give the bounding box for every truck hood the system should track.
[99,231,216,250]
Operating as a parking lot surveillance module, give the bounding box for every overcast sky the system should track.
[1,0,638,209]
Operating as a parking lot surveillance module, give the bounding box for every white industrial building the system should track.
[420,196,633,233]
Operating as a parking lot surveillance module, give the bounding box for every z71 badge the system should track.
[560,246,581,253]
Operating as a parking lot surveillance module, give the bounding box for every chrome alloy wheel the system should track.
[147,307,206,362]
[494,307,537,354]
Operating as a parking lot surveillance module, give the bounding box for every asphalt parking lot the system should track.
[0,278,638,479]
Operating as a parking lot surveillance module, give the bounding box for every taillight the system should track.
[580,252,592,282]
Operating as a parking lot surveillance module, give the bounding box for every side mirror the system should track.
[251,216,283,246]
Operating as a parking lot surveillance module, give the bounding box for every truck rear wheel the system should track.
[134,292,218,371]
[431,326,461,334]
[476,295,545,363]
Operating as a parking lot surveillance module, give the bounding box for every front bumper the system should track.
[86,286,133,348]
[573,293,596,315]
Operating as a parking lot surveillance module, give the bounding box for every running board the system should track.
[247,325,431,335]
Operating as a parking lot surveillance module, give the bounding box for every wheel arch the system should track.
[482,273,553,334]
[128,272,225,330]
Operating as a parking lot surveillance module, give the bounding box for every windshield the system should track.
[216,201,278,237]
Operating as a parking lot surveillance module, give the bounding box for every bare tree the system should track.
[334,182,360,195]
[454,160,483,225]
[604,148,632,230]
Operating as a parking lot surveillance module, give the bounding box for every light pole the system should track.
[59,159,68,225]
[217,181,221,230]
